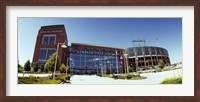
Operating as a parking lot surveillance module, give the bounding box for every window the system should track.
[144,47,149,55]
[137,48,143,55]
[39,49,47,60]
[42,35,56,45]
[39,49,56,61]
[43,37,49,45]
[49,36,55,44]
[47,49,56,59]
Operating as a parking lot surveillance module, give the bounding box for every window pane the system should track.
[43,36,49,45]
[49,36,55,44]
[39,49,47,60]
[46,49,56,60]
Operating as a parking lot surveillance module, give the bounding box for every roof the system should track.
[41,24,65,29]
[126,46,167,50]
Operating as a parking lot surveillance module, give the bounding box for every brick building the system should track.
[31,25,68,68]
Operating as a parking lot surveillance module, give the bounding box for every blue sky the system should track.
[18,18,182,65]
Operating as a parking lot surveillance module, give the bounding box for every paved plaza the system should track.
[68,69,182,84]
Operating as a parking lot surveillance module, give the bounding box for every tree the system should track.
[24,60,31,71]
[40,62,45,72]
[34,62,40,72]
[128,65,133,72]
[44,53,61,73]
[18,63,24,73]
[158,59,165,69]
[60,64,66,73]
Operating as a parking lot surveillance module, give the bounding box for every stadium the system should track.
[32,25,171,74]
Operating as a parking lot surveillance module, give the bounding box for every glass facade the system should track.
[137,47,143,56]
[144,47,149,55]
[128,47,169,57]
[69,48,120,73]
[150,47,156,55]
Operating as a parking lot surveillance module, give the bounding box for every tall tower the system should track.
[31,25,68,68]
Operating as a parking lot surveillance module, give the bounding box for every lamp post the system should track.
[53,42,67,80]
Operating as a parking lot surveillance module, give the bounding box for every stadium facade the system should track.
[32,25,171,74]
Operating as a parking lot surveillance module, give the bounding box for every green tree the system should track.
[158,59,165,69]
[34,62,40,72]
[40,62,45,72]
[44,53,61,73]
[24,60,31,71]
[60,64,66,73]
[128,65,133,72]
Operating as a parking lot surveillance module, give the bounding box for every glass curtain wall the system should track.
[69,48,120,74]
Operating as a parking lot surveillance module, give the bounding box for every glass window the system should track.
[43,36,49,45]
[144,47,149,55]
[46,49,56,60]
[156,48,161,55]
[39,49,47,60]
[150,47,156,55]
[137,48,143,55]
[49,36,55,44]
[42,35,56,45]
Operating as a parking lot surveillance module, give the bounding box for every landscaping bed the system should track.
[18,74,71,84]
[97,74,146,80]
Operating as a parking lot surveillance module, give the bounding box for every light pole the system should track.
[53,42,67,80]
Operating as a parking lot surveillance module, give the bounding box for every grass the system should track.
[160,75,182,84]
[18,74,71,84]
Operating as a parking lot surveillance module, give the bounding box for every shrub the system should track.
[158,60,165,69]
[18,67,24,73]
[108,74,113,78]
[60,64,66,73]
[128,65,133,72]
[97,74,102,77]
[160,76,182,84]
[117,75,127,79]
[126,74,132,79]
